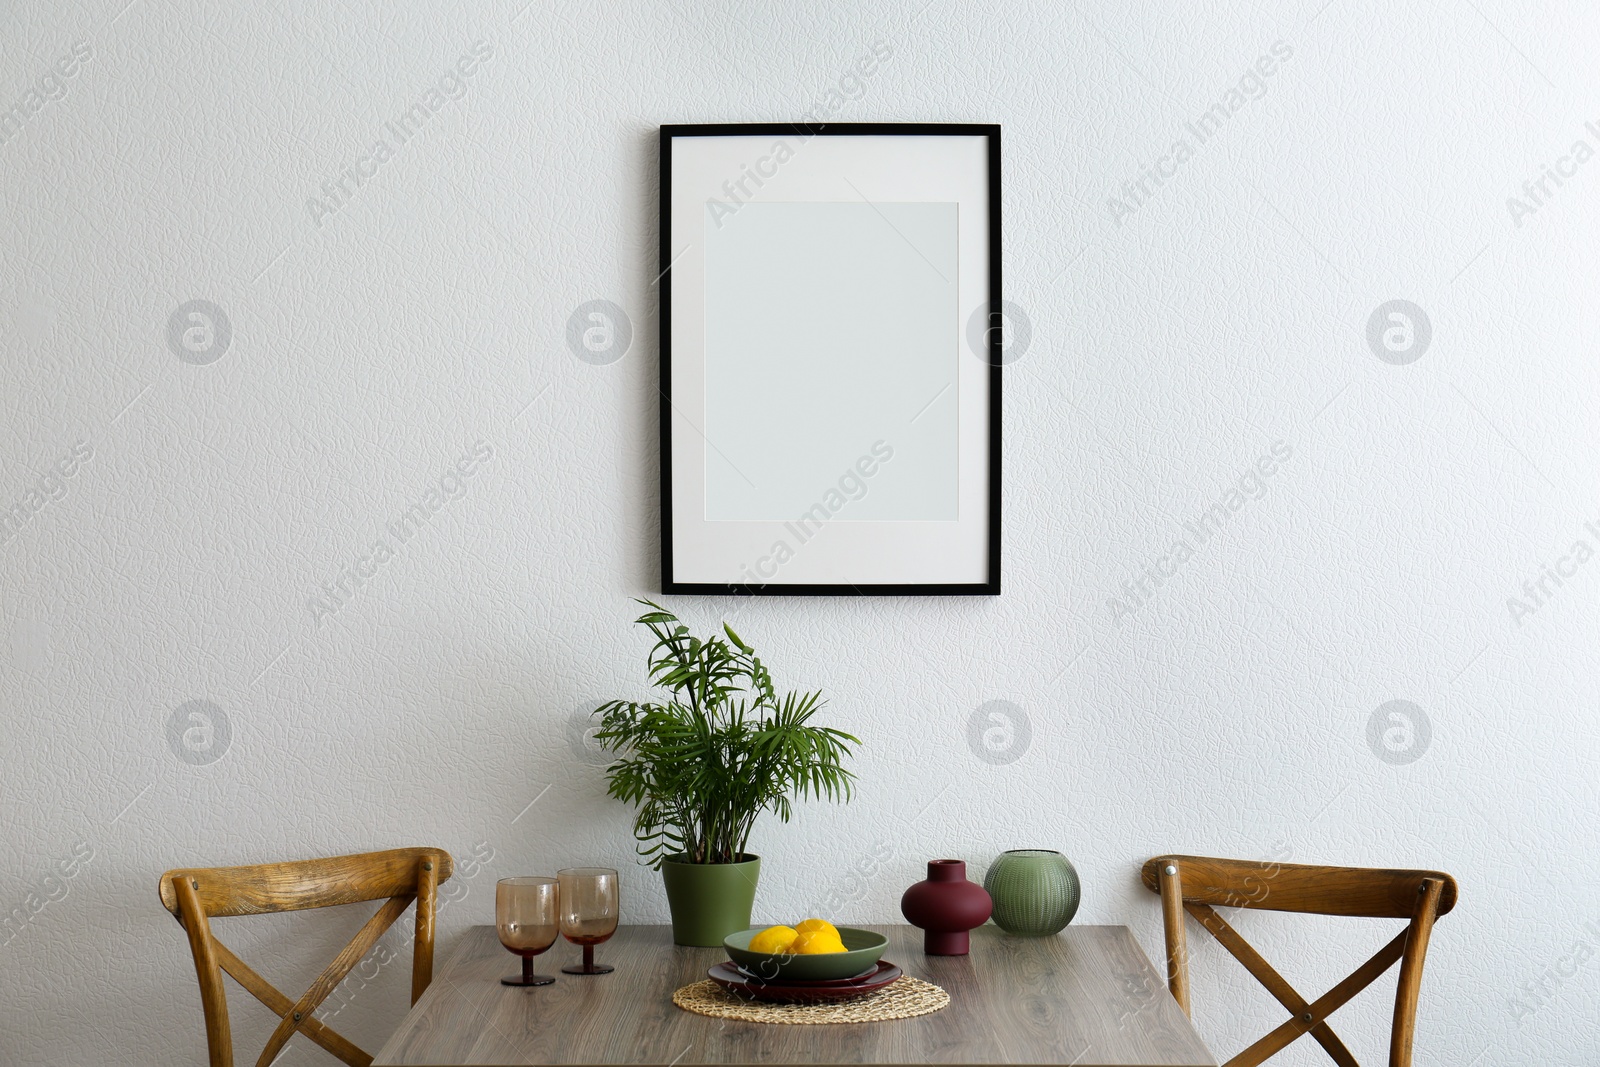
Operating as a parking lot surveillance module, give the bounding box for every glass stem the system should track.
[523,955,535,982]
[583,944,595,972]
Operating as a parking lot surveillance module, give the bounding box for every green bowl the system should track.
[723,927,889,982]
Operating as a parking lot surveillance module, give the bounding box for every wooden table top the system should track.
[373,924,1215,1067]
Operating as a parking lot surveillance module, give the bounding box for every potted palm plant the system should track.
[593,600,859,946]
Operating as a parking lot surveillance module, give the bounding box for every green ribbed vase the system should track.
[983,850,1081,936]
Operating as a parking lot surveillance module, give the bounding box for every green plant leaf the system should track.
[590,603,859,866]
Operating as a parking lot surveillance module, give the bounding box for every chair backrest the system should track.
[159,847,454,1067]
[1141,855,1456,1067]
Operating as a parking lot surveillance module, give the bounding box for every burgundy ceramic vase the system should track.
[900,859,993,955]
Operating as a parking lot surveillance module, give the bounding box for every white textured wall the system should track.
[3,0,1597,1064]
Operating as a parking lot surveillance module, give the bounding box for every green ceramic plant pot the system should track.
[660,854,761,946]
[984,849,1081,936]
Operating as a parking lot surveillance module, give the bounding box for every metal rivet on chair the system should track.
[191,879,199,890]
[423,862,433,871]
[1302,1012,1313,1023]
[293,1011,301,1022]
[1164,865,1177,876]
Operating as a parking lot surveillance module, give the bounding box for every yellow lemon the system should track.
[791,928,847,954]
[749,925,798,954]
[793,918,840,939]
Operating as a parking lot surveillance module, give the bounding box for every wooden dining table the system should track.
[373,924,1215,1066]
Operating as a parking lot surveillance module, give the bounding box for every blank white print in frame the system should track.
[702,200,960,523]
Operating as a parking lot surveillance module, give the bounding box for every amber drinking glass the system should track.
[497,877,559,986]
[558,867,618,975]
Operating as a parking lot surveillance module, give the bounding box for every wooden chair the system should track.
[158,847,454,1067]
[1141,855,1456,1067]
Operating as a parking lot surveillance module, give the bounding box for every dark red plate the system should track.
[732,962,880,986]
[708,960,903,1004]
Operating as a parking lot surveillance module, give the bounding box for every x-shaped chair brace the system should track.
[175,876,415,1067]
[1187,902,1409,1067]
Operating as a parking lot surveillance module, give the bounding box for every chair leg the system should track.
[174,877,233,1067]
[413,856,439,1004]
[1389,878,1443,1067]
[1159,862,1191,1016]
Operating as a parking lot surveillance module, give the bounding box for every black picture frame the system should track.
[659,122,1001,596]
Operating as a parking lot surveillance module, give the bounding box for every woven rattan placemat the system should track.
[671,976,949,1025]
